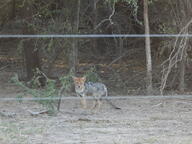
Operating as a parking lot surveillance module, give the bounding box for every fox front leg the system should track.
[80,95,87,109]
[96,99,102,110]
[91,99,102,114]
[91,100,97,109]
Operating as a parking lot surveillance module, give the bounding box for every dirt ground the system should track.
[1,72,192,144]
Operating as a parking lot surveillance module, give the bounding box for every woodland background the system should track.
[0,0,192,95]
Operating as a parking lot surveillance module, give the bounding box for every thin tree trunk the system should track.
[92,0,98,55]
[10,0,16,19]
[144,0,153,94]
[119,37,123,55]
[70,0,80,73]
[179,0,191,93]
[179,55,186,93]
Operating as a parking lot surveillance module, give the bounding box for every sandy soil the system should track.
[0,72,192,144]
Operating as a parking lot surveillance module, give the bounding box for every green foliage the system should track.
[16,94,25,103]
[56,70,74,111]
[11,69,75,113]
[11,72,57,114]
[158,23,176,34]
[148,0,158,4]
[106,0,138,8]
[15,0,73,67]
[28,68,46,88]
[38,79,57,114]
[59,70,74,94]
[85,67,101,83]
[106,0,140,24]
[126,0,139,22]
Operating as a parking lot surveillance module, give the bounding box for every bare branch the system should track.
[160,18,192,94]
[94,2,115,30]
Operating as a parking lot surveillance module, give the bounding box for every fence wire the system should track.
[0,34,192,38]
[0,95,192,101]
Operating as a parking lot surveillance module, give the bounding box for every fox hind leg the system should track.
[91,100,97,109]
[96,99,102,110]
[80,97,87,109]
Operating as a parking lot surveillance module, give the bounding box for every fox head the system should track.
[73,76,86,93]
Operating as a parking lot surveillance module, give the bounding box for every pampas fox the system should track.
[73,76,120,110]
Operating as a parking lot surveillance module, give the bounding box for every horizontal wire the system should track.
[0,95,192,101]
[0,34,192,38]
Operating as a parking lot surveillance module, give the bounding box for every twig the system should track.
[0,65,8,71]
[107,47,143,67]
[107,52,128,67]
[94,2,115,30]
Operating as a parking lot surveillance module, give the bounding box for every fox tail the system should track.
[104,87,121,110]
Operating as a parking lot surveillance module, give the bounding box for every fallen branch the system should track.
[27,109,49,116]
[0,111,16,118]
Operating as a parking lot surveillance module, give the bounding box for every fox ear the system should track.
[72,76,77,80]
[82,76,86,81]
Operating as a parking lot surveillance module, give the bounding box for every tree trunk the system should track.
[144,0,153,94]
[22,3,42,82]
[69,0,80,73]
[24,41,40,80]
